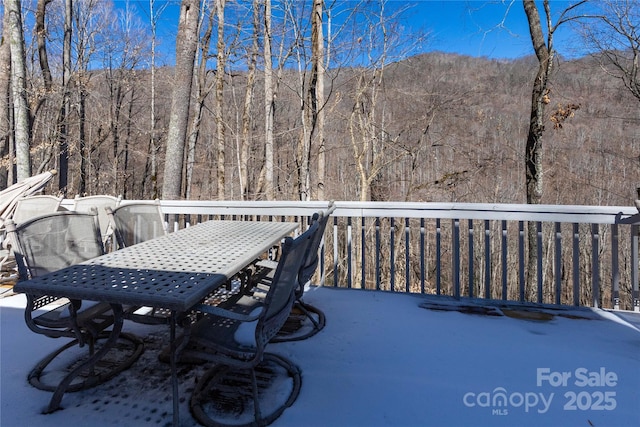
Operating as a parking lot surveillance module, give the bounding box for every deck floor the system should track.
[2,286,639,427]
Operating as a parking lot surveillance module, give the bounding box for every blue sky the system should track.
[123,0,586,61]
[398,0,585,59]
[410,0,536,58]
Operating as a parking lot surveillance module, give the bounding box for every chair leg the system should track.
[298,300,322,330]
[28,332,143,393]
[270,300,326,343]
[43,305,143,413]
[250,368,263,424]
[190,354,301,427]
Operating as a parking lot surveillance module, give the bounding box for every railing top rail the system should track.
[61,199,639,225]
[158,200,333,217]
[330,201,637,224]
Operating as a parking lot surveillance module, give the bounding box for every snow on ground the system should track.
[1,286,639,427]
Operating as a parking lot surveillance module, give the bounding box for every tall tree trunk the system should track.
[238,0,259,200]
[162,0,200,200]
[523,0,553,296]
[184,101,203,199]
[58,0,72,193]
[524,0,552,206]
[146,0,165,199]
[108,75,123,192]
[6,0,31,180]
[0,7,11,188]
[214,0,226,200]
[78,84,87,195]
[312,0,326,201]
[185,5,214,199]
[35,0,53,92]
[263,0,275,200]
[122,87,135,197]
[300,0,327,201]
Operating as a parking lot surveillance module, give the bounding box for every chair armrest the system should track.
[194,303,264,322]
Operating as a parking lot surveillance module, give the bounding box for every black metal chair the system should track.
[250,202,335,342]
[5,211,143,399]
[183,220,319,427]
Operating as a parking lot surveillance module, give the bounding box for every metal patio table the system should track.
[13,219,299,426]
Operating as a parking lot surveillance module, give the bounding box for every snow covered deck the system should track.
[1,286,639,427]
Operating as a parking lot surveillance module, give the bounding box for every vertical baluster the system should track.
[453,218,460,299]
[333,216,338,288]
[555,222,562,306]
[361,216,366,289]
[611,224,620,310]
[632,224,639,312]
[376,217,381,291]
[420,218,426,294]
[347,216,353,289]
[537,221,543,304]
[436,218,441,296]
[319,219,326,287]
[484,219,491,300]
[518,221,525,302]
[572,223,580,306]
[405,217,411,293]
[592,223,600,308]
[501,220,507,300]
[468,219,474,299]
[390,217,395,292]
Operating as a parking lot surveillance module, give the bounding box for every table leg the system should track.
[45,304,124,413]
[170,310,193,427]
[170,311,179,426]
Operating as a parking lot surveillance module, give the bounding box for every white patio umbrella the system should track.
[0,170,57,229]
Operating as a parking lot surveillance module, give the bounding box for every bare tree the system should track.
[522,0,587,293]
[582,0,640,103]
[214,0,227,199]
[296,0,325,201]
[312,0,326,200]
[275,0,327,201]
[185,1,214,199]
[58,0,71,193]
[162,0,200,200]
[346,0,421,201]
[262,0,275,200]
[259,0,299,200]
[237,0,260,200]
[0,4,11,187]
[6,0,31,180]
[68,0,115,195]
[144,0,168,199]
[103,2,148,197]
[35,0,53,92]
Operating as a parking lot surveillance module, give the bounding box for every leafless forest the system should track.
[4,50,639,206]
[1,0,639,207]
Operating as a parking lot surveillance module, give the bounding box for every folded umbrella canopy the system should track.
[0,170,57,230]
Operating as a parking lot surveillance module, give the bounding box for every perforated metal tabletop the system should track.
[14,220,299,312]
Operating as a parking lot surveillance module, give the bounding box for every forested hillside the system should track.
[4,51,639,206]
[344,52,640,206]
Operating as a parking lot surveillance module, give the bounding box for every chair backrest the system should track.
[12,195,62,225]
[298,202,336,287]
[73,195,121,243]
[106,201,167,248]
[259,221,318,344]
[5,211,104,280]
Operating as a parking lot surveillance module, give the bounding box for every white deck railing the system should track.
[62,200,640,312]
